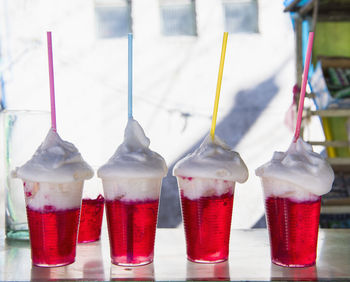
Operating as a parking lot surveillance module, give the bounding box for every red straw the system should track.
[293,31,314,143]
[47,31,57,132]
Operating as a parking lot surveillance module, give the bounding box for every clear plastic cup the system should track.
[78,175,104,243]
[2,110,50,240]
[176,176,235,263]
[23,180,84,267]
[261,177,321,267]
[101,177,162,266]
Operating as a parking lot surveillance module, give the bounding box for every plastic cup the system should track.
[261,177,321,267]
[2,110,50,240]
[176,176,235,263]
[101,177,162,266]
[78,195,104,243]
[78,175,104,243]
[23,180,84,267]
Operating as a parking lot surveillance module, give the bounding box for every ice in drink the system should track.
[78,194,104,243]
[14,128,93,267]
[173,135,248,263]
[98,118,167,266]
[256,138,334,267]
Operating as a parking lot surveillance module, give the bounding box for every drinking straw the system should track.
[128,33,133,119]
[210,32,228,141]
[127,33,134,263]
[47,31,57,132]
[293,31,314,142]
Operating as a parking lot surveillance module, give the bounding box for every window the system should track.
[222,0,259,34]
[160,0,197,36]
[95,0,132,38]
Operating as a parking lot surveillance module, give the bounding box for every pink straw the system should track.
[47,31,57,132]
[293,31,314,143]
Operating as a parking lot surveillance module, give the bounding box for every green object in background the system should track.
[327,116,350,157]
[335,87,350,99]
[328,67,342,86]
[314,22,350,60]
[313,21,350,158]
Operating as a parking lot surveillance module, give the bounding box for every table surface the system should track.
[1,228,350,281]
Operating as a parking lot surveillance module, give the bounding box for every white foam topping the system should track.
[173,135,249,182]
[97,118,168,179]
[102,178,161,201]
[14,128,94,183]
[255,138,334,198]
[177,177,235,200]
[24,181,84,211]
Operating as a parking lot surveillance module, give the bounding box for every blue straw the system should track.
[128,33,133,119]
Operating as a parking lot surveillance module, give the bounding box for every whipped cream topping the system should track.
[24,181,84,211]
[97,118,168,179]
[255,138,334,197]
[14,129,94,183]
[177,176,235,200]
[102,178,162,201]
[173,135,249,182]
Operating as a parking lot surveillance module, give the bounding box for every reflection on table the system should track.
[30,239,106,281]
[0,229,350,281]
[270,264,318,281]
[186,260,230,281]
[110,263,154,281]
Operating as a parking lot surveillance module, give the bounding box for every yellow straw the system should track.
[210,32,228,140]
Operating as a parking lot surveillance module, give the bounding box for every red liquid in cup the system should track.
[180,190,234,263]
[105,198,159,266]
[26,206,80,267]
[265,196,321,267]
[78,194,104,243]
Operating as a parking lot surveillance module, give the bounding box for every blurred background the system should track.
[0,0,298,229]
